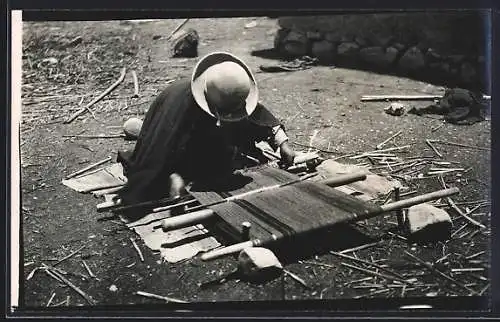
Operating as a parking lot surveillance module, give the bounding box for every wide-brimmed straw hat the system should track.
[191,52,259,122]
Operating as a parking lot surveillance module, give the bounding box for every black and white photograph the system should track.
[12,9,492,314]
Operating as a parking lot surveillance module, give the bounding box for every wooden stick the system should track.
[81,182,125,194]
[53,244,87,266]
[135,290,189,303]
[361,94,442,102]
[131,71,139,98]
[46,292,56,307]
[82,260,96,278]
[64,67,127,124]
[431,123,445,132]
[43,264,96,305]
[446,197,486,229]
[351,145,411,159]
[428,140,489,151]
[338,241,381,254]
[330,251,408,281]
[130,238,145,262]
[426,139,443,158]
[166,18,190,40]
[62,134,125,139]
[451,268,484,273]
[283,269,310,289]
[466,251,486,260]
[341,262,413,284]
[403,251,478,295]
[376,130,403,150]
[64,156,112,179]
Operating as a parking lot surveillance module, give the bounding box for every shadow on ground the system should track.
[251,48,488,94]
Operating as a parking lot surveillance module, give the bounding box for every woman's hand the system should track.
[279,141,296,168]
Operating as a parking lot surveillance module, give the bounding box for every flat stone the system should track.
[282,30,309,56]
[274,28,290,49]
[355,36,368,47]
[398,46,426,72]
[311,40,336,62]
[385,47,399,65]
[359,46,387,66]
[238,247,283,282]
[324,32,341,43]
[337,42,360,57]
[392,42,406,52]
[406,203,452,243]
[425,48,442,63]
[306,31,323,40]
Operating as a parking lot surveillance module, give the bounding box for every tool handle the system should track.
[352,187,460,223]
[293,152,320,165]
[161,208,215,231]
[319,172,367,187]
[200,240,260,261]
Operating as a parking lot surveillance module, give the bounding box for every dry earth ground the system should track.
[19,17,491,308]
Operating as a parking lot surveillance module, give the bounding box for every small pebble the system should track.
[109,284,118,292]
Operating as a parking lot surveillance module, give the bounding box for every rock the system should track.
[123,117,143,139]
[385,47,399,65]
[337,42,360,57]
[311,40,336,63]
[238,247,283,282]
[460,62,477,84]
[425,48,442,63]
[359,46,386,66]
[282,30,309,57]
[324,32,341,43]
[109,284,118,292]
[392,42,406,52]
[306,31,323,40]
[384,102,406,116]
[354,36,368,47]
[398,46,425,73]
[274,28,289,49]
[170,28,199,58]
[406,203,452,243]
[372,35,393,48]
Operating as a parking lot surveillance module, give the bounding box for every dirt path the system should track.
[20,18,491,308]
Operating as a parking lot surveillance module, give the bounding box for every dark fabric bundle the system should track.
[408,88,488,125]
[115,78,282,217]
[170,28,199,58]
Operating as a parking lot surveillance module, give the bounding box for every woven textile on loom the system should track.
[188,165,380,241]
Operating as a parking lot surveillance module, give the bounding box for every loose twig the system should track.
[426,139,443,158]
[43,264,96,305]
[130,238,145,262]
[166,18,190,40]
[283,269,310,289]
[53,244,87,266]
[403,251,478,295]
[330,251,407,281]
[64,67,127,124]
[376,130,403,150]
[136,291,189,303]
[341,262,413,285]
[131,71,139,98]
[64,156,112,179]
[338,241,381,254]
[446,198,486,229]
[62,134,125,139]
[82,260,96,278]
[429,140,489,152]
[46,292,56,307]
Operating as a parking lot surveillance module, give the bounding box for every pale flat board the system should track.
[62,162,126,193]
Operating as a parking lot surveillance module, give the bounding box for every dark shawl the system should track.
[117,78,282,206]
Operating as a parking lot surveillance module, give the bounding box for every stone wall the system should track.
[274,12,488,90]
